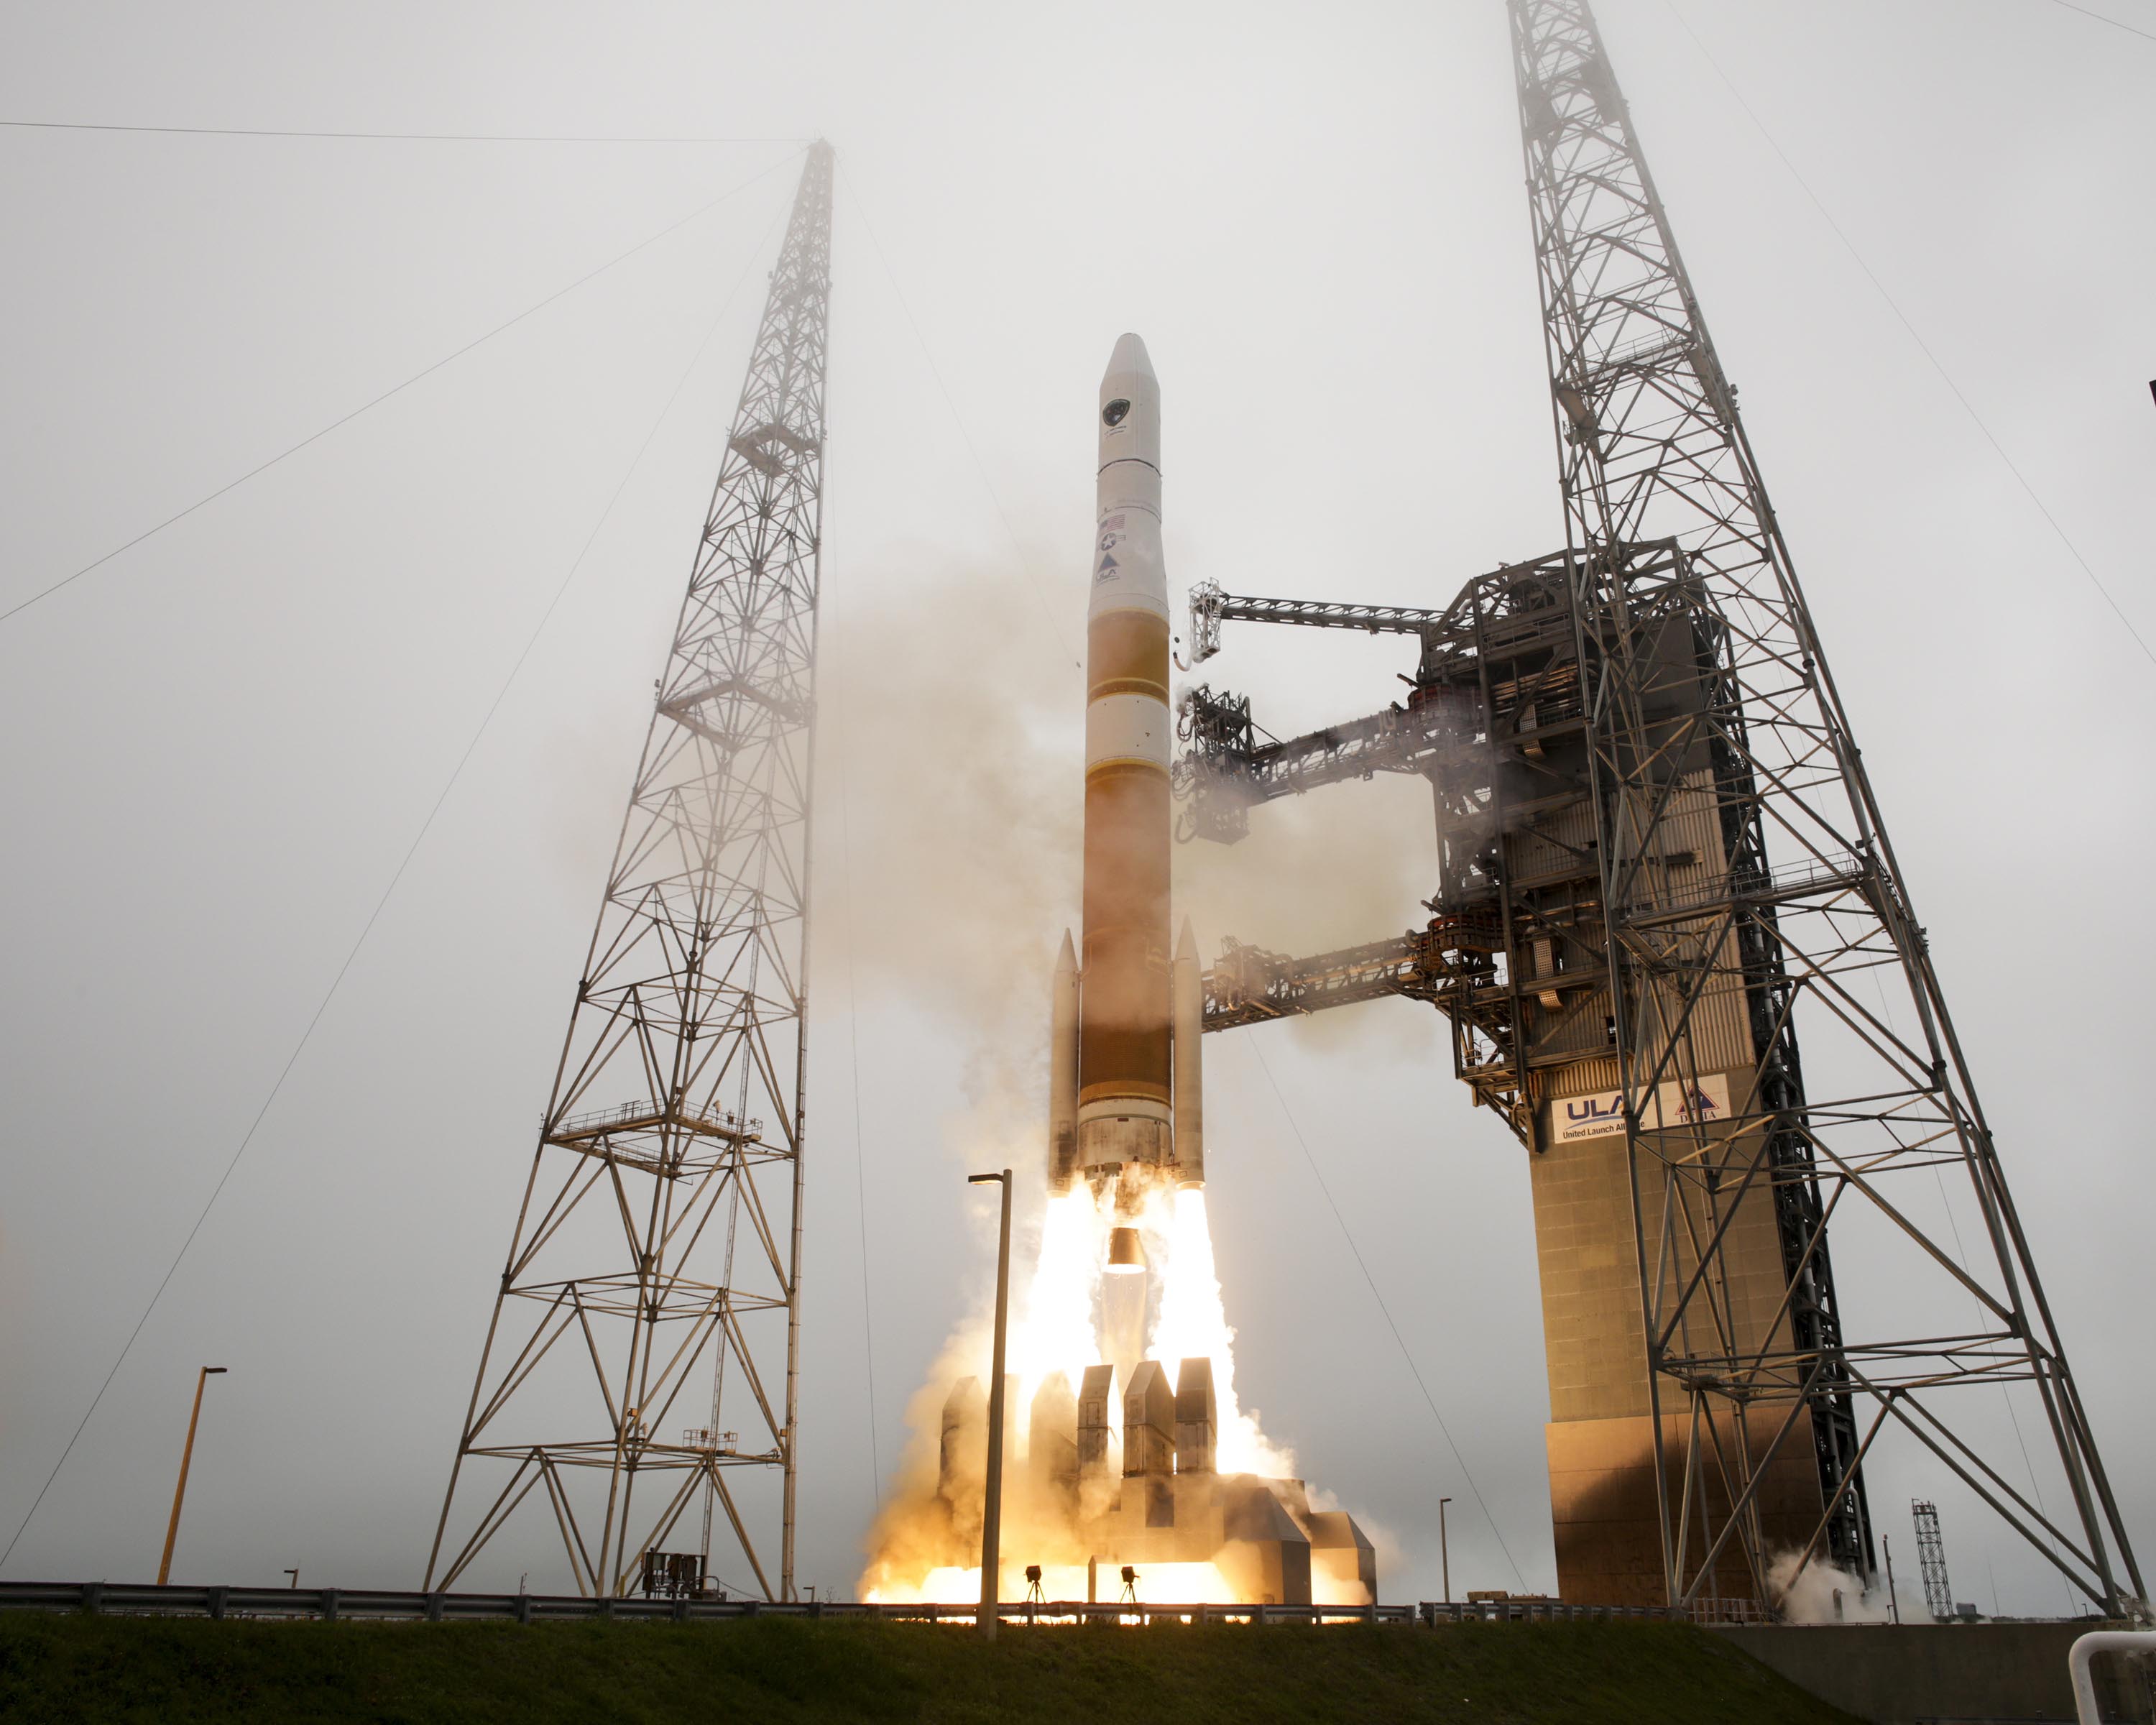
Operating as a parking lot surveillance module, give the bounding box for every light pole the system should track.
[158,1366,227,1586]
[1439,1496,1453,1604]
[967,1169,1013,1642]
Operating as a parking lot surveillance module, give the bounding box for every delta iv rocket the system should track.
[1051,334,1204,1205]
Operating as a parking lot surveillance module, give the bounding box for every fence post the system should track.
[321,1588,340,1624]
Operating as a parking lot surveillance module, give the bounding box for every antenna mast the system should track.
[426,141,834,1600]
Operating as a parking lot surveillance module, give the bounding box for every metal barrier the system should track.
[2,1581,1673,1627]
[1,1583,821,1624]
[1419,1600,1676,1624]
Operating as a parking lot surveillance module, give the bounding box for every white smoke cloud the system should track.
[1769,1549,1932,1624]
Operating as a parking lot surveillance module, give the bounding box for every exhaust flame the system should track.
[1146,1186,1294,1478]
[860,1167,1370,1606]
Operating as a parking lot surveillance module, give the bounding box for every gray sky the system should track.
[1,0,2150,1612]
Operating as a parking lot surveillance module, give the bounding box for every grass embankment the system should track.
[0,1612,1858,1724]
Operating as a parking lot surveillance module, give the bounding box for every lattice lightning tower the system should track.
[426,142,833,1601]
[1507,0,2139,1611]
[1176,1,2141,1616]
[1912,1499,1953,1620]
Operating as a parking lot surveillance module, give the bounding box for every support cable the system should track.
[0,150,801,627]
[826,604,884,1504]
[2049,1,2156,44]
[1241,1034,1529,1591]
[0,210,784,1573]
[1664,2,2155,670]
[0,119,811,143]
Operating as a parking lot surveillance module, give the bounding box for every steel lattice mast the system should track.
[1912,1499,1954,1620]
[426,142,832,1601]
[1173,5,2139,1616]
[1507,0,2137,1610]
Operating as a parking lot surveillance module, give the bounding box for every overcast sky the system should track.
[2,0,2151,1613]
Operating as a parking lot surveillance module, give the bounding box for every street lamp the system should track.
[1439,1496,1453,1605]
[158,1366,228,1586]
[967,1169,1013,1641]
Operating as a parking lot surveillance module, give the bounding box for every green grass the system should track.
[0,1612,1860,1724]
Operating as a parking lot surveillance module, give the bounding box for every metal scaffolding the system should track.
[425,142,833,1601]
[1175,0,2141,1616]
[1912,1499,1954,1620]
[1507,0,2135,1613]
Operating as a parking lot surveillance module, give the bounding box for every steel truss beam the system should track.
[1506,0,2138,1612]
[1176,4,2139,1617]
[427,143,833,1601]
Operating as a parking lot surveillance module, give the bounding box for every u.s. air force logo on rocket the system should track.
[1095,528,1122,584]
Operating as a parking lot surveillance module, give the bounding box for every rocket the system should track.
[1051,334,1204,1202]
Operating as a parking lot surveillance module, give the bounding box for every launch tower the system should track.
[425,144,833,1601]
[1177,2,2141,1615]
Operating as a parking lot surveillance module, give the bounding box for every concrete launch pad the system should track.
[941,1357,1376,1608]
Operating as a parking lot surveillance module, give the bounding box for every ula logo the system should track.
[1565,1097,1621,1124]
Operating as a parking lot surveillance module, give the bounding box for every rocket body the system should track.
[1073,334,1182,1186]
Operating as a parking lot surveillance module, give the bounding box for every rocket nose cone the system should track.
[1098,331,1161,472]
[1105,332,1155,382]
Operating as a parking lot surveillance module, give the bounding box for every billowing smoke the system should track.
[819,556,1082,1095]
[826,557,1392,1605]
[822,558,1438,1067]
[1767,1550,1931,1624]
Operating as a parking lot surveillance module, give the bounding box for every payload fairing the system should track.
[1052,334,1205,1200]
